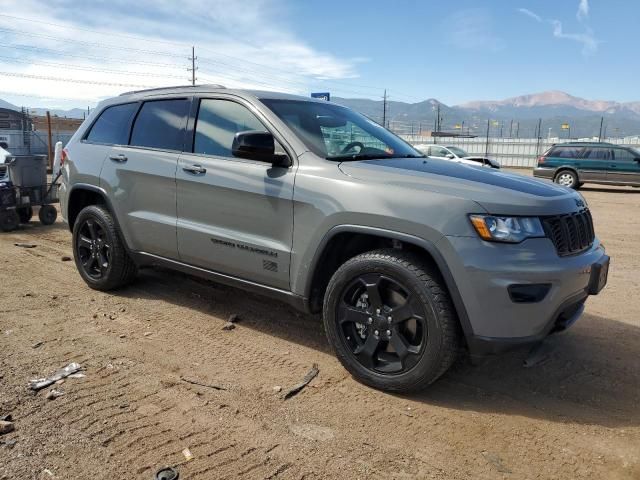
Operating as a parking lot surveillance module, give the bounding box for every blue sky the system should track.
[0,0,636,109]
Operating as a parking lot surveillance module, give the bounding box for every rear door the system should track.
[101,98,191,259]
[578,147,611,182]
[609,147,640,185]
[175,96,295,289]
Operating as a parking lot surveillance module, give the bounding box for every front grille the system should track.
[542,209,595,256]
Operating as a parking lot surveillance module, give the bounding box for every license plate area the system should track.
[587,256,610,295]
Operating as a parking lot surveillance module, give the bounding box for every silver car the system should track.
[60,85,609,392]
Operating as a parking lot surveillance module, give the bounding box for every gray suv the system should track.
[60,85,609,392]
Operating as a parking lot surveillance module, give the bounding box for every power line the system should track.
[0,55,186,79]
[0,71,152,88]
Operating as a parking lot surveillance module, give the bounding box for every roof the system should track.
[117,84,320,103]
[554,141,616,147]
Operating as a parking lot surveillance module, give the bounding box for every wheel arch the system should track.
[554,166,580,182]
[304,225,474,341]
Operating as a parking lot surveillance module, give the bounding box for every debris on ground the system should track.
[228,313,240,323]
[182,447,194,461]
[28,362,82,391]
[482,451,512,474]
[60,255,72,262]
[273,385,282,393]
[32,341,44,349]
[14,243,37,248]
[283,363,319,400]
[0,420,14,435]
[0,438,17,449]
[0,414,12,422]
[41,469,54,478]
[45,389,64,400]
[221,322,236,331]
[154,467,179,480]
[144,331,153,337]
[180,376,227,391]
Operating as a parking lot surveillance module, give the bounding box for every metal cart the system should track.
[0,155,59,232]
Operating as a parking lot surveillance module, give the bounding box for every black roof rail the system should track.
[119,84,226,96]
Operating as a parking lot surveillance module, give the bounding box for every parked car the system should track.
[415,144,500,168]
[0,146,11,164]
[534,142,640,189]
[60,85,608,392]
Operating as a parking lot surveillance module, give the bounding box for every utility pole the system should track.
[509,119,513,138]
[188,46,198,86]
[535,118,542,157]
[515,122,519,138]
[382,89,387,128]
[484,118,490,159]
[598,116,604,142]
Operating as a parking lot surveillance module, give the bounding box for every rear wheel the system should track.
[554,170,578,189]
[72,205,137,290]
[17,206,33,224]
[38,205,57,225]
[0,210,19,232]
[323,249,460,392]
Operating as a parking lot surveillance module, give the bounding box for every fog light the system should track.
[508,284,551,303]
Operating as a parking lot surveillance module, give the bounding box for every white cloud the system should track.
[518,8,542,22]
[445,9,505,53]
[0,0,363,109]
[577,0,590,22]
[551,20,598,56]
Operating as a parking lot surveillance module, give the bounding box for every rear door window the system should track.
[582,148,612,160]
[86,103,138,145]
[130,99,190,151]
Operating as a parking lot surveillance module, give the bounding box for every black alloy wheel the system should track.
[337,273,426,374]
[76,217,111,280]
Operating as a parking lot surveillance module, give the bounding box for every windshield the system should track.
[260,99,424,160]
[446,146,469,157]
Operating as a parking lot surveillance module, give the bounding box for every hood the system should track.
[339,157,585,216]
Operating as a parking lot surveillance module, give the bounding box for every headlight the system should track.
[469,215,545,243]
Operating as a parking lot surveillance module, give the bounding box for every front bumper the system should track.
[437,235,608,356]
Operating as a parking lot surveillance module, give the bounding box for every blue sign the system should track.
[311,92,330,101]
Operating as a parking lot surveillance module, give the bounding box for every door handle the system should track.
[610,164,617,168]
[109,154,128,163]
[183,164,206,174]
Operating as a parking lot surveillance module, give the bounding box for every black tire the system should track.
[554,169,579,189]
[0,210,19,232]
[38,205,57,225]
[72,205,137,290]
[323,249,460,392]
[17,206,33,224]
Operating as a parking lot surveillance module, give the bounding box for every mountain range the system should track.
[2,90,640,138]
[334,91,640,138]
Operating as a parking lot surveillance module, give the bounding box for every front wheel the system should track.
[38,205,57,225]
[323,249,460,392]
[72,205,137,290]
[0,210,19,232]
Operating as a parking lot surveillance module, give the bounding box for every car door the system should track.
[578,147,610,182]
[609,148,640,185]
[176,97,295,289]
[101,98,191,259]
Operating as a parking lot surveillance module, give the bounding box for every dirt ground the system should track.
[1,176,639,480]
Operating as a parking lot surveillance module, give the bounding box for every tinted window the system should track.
[613,148,636,161]
[194,99,266,157]
[582,148,612,160]
[86,103,138,145]
[431,146,450,156]
[130,99,190,151]
[549,146,583,158]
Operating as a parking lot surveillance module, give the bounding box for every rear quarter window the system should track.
[548,146,583,159]
[85,103,138,145]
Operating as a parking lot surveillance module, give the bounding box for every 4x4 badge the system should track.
[575,198,585,208]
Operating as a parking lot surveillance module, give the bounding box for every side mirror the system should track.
[232,131,290,167]
[445,153,455,159]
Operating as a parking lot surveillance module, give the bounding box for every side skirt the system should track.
[131,251,311,313]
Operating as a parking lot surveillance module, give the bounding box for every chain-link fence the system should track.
[401,134,640,168]
[0,130,74,157]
